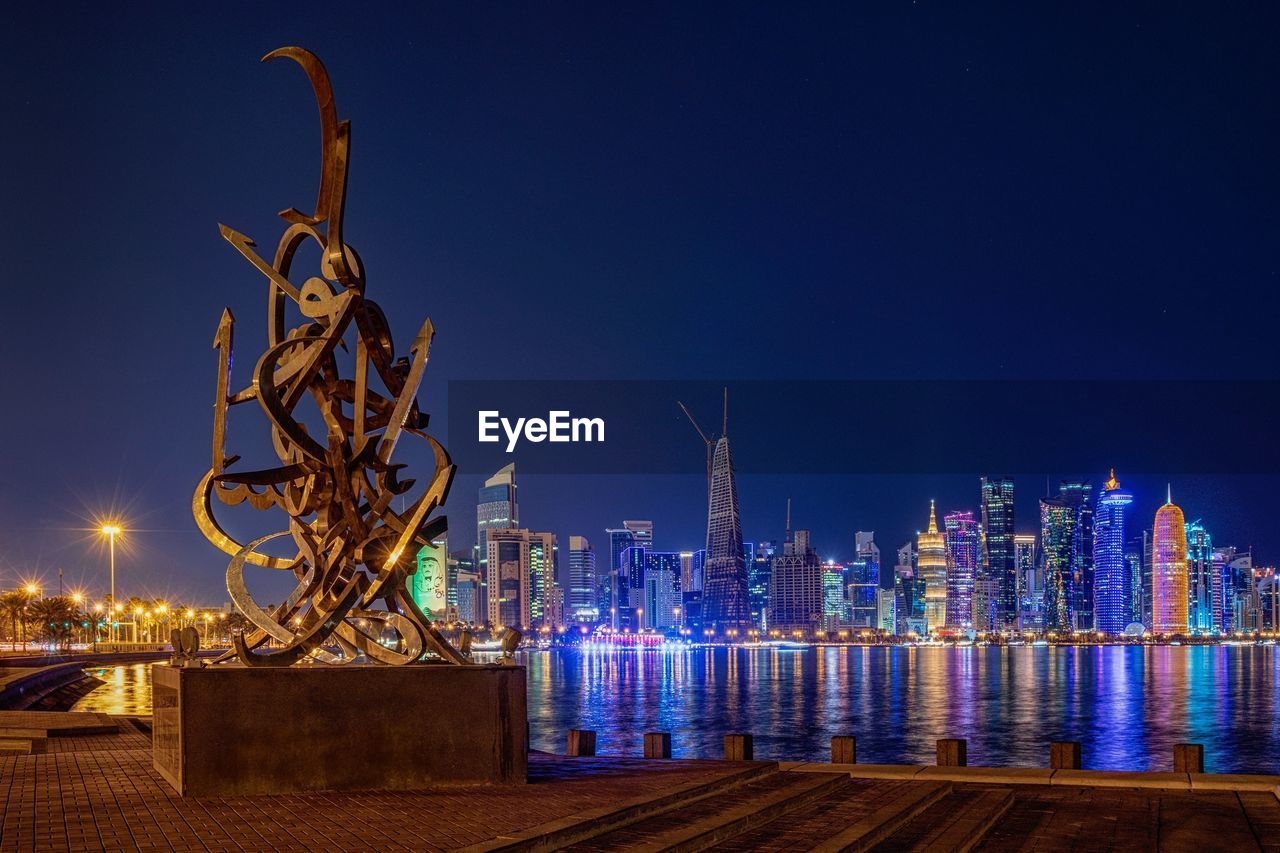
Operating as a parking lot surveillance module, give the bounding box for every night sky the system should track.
[2,3,1278,602]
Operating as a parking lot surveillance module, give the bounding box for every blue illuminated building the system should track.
[1093,470,1134,634]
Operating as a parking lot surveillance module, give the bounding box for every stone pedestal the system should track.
[152,663,526,796]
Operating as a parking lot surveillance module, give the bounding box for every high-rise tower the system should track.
[477,464,518,573]
[1039,480,1094,632]
[917,501,947,632]
[703,431,749,633]
[980,477,1016,629]
[944,511,979,630]
[1152,487,1189,634]
[1092,469,1134,634]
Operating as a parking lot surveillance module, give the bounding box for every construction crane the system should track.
[678,387,727,504]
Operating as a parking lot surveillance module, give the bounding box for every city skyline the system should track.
[3,5,1279,605]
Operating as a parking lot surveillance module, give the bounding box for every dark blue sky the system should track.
[2,3,1278,601]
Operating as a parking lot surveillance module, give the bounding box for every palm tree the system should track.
[27,596,81,652]
[0,591,27,650]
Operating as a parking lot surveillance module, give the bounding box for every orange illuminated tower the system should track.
[918,501,948,632]
[1151,486,1188,634]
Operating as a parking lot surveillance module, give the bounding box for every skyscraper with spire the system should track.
[701,393,750,633]
[1152,486,1189,634]
[1093,469,1134,634]
[917,501,947,632]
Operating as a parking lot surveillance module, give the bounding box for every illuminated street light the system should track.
[99,523,123,641]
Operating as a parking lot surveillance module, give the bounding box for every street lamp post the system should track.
[100,524,121,642]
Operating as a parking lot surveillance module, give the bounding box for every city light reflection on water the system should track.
[75,646,1280,773]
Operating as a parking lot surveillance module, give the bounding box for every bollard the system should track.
[1174,743,1205,774]
[1050,741,1082,770]
[566,729,597,757]
[831,735,857,765]
[644,731,672,759]
[724,733,754,761]
[936,738,967,767]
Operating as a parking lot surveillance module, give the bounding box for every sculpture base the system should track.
[152,662,527,796]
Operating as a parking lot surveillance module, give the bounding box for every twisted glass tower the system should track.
[702,435,749,633]
[1093,470,1134,634]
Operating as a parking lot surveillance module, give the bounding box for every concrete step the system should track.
[807,781,955,853]
[457,762,780,853]
[867,788,1014,853]
[562,769,852,852]
[0,736,47,754]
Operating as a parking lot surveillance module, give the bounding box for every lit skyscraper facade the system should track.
[980,477,1016,628]
[944,511,978,630]
[527,532,557,626]
[917,501,947,633]
[1039,480,1094,632]
[476,463,518,579]
[486,528,530,629]
[894,542,925,635]
[768,529,822,633]
[1013,533,1041,630]
[567,536,597,623]
[846,555,879,628]
[749,541,776,629]
[822,562,846,630]
[1186,520,1216,633]
[1092,470,1134,634]
[1152,489,1189,634]
[702,435,749,632]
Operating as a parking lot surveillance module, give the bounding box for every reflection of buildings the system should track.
[917,502,947,633]
[944,511,978,630]
[1152,488,1189,634]
[768,529,822,634]
[980,477,1016,629]
[1093,470,1134,634]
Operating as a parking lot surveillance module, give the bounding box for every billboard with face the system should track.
[414,541,448,617]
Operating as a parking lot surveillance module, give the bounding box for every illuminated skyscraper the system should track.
[1013,533,1041,630]
[567,536,597,623]
[768,529,822,634]
[894,542,925,635]
[917,501,947,632]
[1039,480,1094,632]
[1093,470,1134,634]
[749,541,776,629]
[486,528,530,629]
[702,434,749,633]
[528,532,557,626]
[822,562,846,630]
[1152,488,1189,634]
[1186,520,1215,633]
[944,511,978,630]
[980,477,1016,628]
[477,463,518,575]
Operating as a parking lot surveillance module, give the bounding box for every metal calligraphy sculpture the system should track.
[194,47,467,666]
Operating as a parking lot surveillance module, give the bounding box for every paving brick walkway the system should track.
[0,730,745,852]
[5,726,1280,851]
